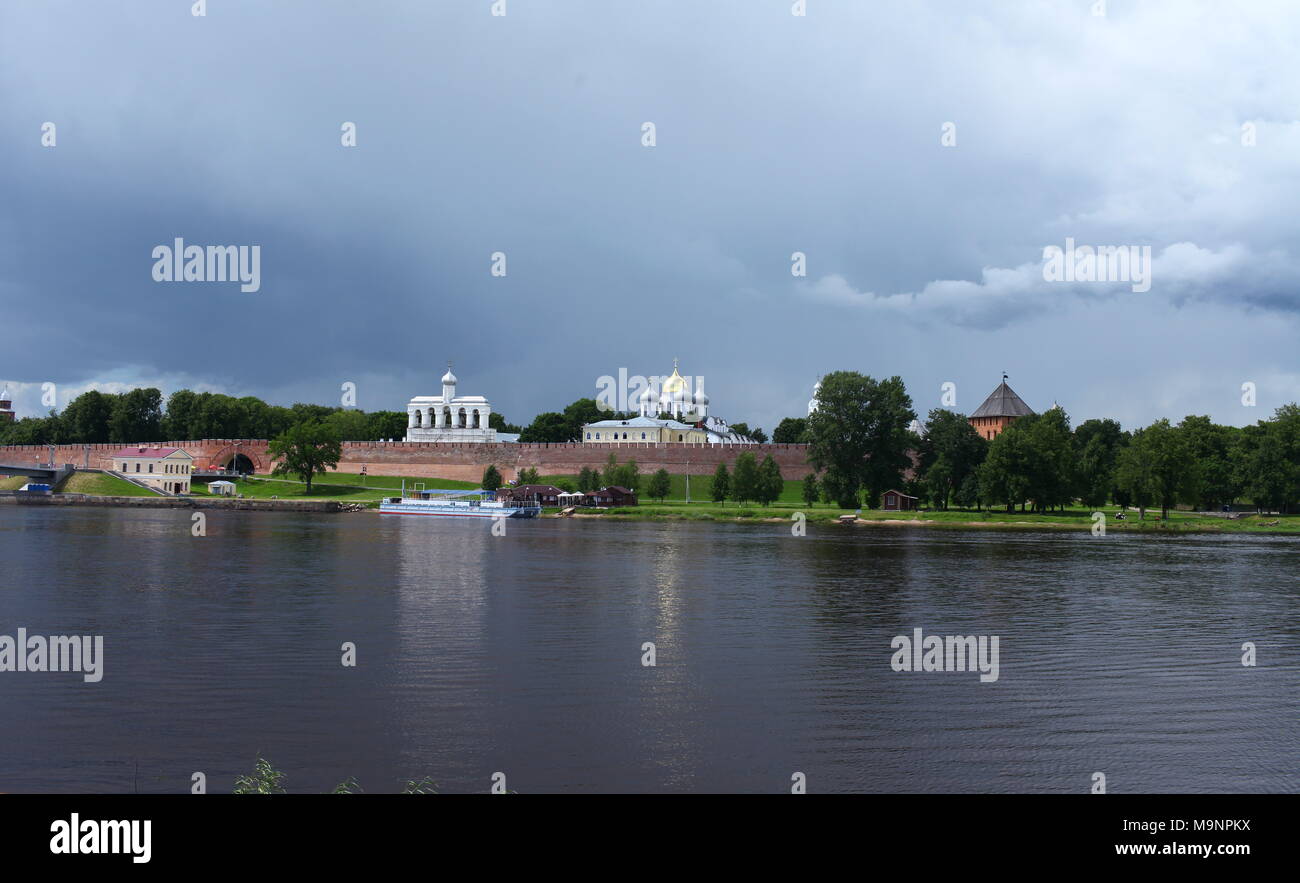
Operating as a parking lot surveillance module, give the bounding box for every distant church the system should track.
[969,375,1034,440]
[582,360,757,444]
[405,364,498,443]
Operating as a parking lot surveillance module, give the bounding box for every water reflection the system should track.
[1,507,1296,793]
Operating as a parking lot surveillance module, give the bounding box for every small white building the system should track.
[208,480,236,496]
[405,363,498,443]
[112,446,194,494]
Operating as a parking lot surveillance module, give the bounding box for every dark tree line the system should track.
[0,388,459,446]
[916,404,1300,518]
[794,370,1300,516]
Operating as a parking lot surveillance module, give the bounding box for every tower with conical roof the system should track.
[0,387,13,424]
[969,374,1034,440]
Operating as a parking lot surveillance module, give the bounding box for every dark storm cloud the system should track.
[2,0,1300,430]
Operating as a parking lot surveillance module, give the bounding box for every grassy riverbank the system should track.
[176,470,1300,534]
[58,471,160,497]
[569,502,1300,534]
[196,472,477,503]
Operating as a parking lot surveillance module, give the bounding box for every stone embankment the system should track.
[0,492,363,513]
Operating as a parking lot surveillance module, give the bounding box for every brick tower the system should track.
[969,375,1033,440]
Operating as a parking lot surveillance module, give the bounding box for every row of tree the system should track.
[1,387,777,449]
[962,405,1300,517]
[794,370,1300,516]
[0,388,519,447]
[709,452,785,505]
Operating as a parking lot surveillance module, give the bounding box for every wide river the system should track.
[1,505,1296,793]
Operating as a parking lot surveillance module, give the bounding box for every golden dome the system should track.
[661,360,689,396]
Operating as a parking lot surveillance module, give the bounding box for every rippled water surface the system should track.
[1,506,1296,793]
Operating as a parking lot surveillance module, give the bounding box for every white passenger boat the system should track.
[378,484,542,518]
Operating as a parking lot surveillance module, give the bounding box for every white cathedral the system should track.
[405,364,498,443]
[583,360,757,445]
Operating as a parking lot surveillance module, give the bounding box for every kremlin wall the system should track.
[0,438,816,483]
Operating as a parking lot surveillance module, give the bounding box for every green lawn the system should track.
[315,472,478,491]
[587,501,1300,533]
[209,472,478,502]
[58,471,160,497]
[194,469,1300,534]
[0,475,30,490]
[538,473,809,505]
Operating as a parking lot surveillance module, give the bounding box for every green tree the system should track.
[517,466,541,485]
[1178,415,1240,510]
[1148,419,1199,519]
[801,472,820,508]
[1073,418,1124,508]
[488,412,522,434]
[289,402,335,425]
[163,389,201,439]
[562,398,606,441]
[61,390,114,443]
[613,458,640,492]
[918,408,988,510]
[729,422,766,441]
[268,421,342,493]
[954,473,981,510]
[647,468,671,502]
[978,421,1033,512]
[805,372,916,509]
[519,411,569,443]
[1235,420,1296,513]
[711,462,730,506]
[481,464,503,492]
[188,393,237,439]
[325,409,371,441]
[731,451,760,504]
[1022,407,1075,513]
[365,411,410,441]
[577,466,598,492]
[109,387,163,442]
[922,458,953,510]
[0,414,64,446]
[756,455,783,505]
[773,417,808,443]
[1115,431,1155,519]
[1116,419,1196,519]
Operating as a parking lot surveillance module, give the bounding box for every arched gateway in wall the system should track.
[207,443,267,474]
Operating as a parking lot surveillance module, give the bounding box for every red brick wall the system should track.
[0,439,814,482]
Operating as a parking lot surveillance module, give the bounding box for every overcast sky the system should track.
[2,0,1299,435]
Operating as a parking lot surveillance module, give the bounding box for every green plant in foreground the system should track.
[402,777,438,794]
[331,777,363,794]
[233,757,286,794]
